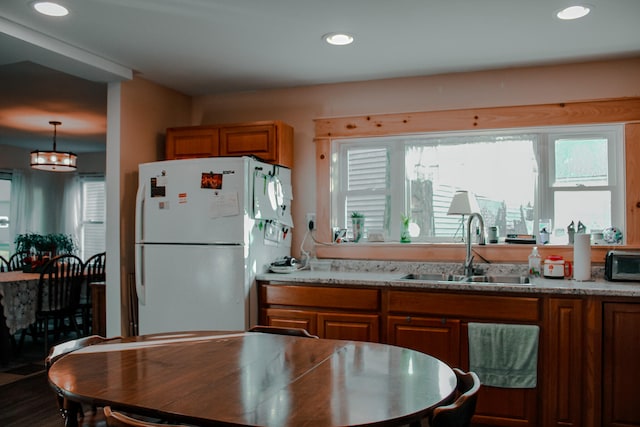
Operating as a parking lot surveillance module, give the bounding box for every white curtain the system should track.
[9,169,81,252]
[60,173,82,249]
[8,169,30,251]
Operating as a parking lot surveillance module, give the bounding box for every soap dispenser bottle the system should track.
[528,246,541,278]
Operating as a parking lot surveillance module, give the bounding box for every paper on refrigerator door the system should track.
[209,191,240,218]
[279,182,294,227]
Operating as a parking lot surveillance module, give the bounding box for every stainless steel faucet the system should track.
[464,212,486,278]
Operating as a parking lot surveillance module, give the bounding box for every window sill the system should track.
[315,241,634,264]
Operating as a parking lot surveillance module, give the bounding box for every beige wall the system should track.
[191,57,640,257]
[115,77,191,335]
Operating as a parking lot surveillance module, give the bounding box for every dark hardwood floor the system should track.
[0,371,106,427]
[0,329,106,427]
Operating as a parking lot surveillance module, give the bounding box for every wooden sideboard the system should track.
[258,280,640,427]
[165,120,294,168]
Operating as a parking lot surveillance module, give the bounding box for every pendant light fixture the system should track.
[30,121,78,172]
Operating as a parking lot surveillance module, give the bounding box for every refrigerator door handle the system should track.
[135,183,146,305]
[135,243,145,305]
[135,182,145,244]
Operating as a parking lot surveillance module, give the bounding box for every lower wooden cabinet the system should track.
[258,280,639,427]
[259,283,381,342]
[543,298,584,427]
[603,302,640,427]
[263,307,316,332]
[317,312,379,342]
[388,290,540,427]
[262,307,380,342]
[387,315,460,367]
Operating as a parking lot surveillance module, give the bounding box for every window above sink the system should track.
[331,124,624,245]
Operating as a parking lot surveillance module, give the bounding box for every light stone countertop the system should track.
[256,260,640,298]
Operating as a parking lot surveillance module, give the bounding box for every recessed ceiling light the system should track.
[556,5,591,20]
[33,2,69,17]
[323,32,354,46]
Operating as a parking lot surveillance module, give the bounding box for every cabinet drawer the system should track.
[261,284,380,311]
[388,291,541,322]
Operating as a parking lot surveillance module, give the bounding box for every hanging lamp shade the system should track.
[30,121,77,172]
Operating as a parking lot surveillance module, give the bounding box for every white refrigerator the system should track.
[135,156,292,335]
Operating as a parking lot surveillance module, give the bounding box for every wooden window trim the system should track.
[313,97,640,263]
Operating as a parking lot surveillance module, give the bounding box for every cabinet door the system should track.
[262,308,317,335]
[603,303,640,427]
[317,312,380,342]
[165,127,219,159]
[459,322,538,427]
[544,298,583,427]
[387,315,460,367]
[220,124,278,163]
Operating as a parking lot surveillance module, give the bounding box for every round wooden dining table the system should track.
[48,331,457,427]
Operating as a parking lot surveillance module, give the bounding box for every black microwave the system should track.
[605,250,640,281]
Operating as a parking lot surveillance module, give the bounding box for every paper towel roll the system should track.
[573,233,591,281]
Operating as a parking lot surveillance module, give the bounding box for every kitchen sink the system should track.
[470,275,530,284]
[400,273,449,281]
[400,273,530,285]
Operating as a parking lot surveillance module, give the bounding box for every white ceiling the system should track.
[1,0,640,153]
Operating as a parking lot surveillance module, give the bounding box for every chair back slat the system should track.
[84,252,106,284]
[38,254,84,313]
[8,251,30,271]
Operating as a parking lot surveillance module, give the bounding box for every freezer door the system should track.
[137,244,248,335]
[138,157,249,244]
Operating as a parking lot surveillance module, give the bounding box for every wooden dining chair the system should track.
[78,251,106,335]
[8,250,30,271]
[28,253,85,354]
[46,335,122,427]
[411,368,480,427]
[249,324,319,338]
[103,406,191,427]
[0,255,8,272]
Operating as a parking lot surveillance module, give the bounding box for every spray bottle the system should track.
[528,246,541,278]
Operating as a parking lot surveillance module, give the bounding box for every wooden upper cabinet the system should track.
[220,121,293,168]
[165,121,294,168]
[165,126,219,159]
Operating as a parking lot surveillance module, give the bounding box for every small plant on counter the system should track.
[400,214,411,243]
[350,212,365,242]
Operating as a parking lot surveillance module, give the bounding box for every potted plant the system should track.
[14,233,77,272]
[46,233,77,255]
[351,212,365,242]
[400,214,411,243]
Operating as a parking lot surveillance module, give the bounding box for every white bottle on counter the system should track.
[528,246,541,278]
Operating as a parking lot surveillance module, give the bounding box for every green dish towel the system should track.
[468,322,539,388]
